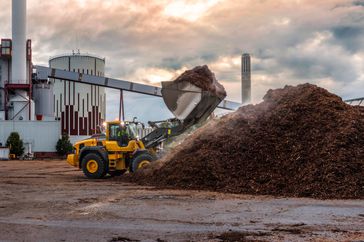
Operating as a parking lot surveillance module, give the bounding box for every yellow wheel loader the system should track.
[67,79,226,178]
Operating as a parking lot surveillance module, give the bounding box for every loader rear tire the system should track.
[131,153,156,173]
[81,153,107,179]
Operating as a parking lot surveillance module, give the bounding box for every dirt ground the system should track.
[0,160,363,242]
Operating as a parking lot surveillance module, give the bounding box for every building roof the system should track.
[49,52,105,62]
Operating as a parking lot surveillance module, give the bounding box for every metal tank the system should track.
[33,83,54,120]
[49,52,106,137]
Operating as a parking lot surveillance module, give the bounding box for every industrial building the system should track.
[49,53,106,138]
[241,53,251,104]
[0,0,59,155]
[0,0,112,154]
[0,0,33,122]
[0,0,31,120]
[0,37,35,121]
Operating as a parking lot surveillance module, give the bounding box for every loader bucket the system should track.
[161,80,224,126]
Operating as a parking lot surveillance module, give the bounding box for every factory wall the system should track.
[0,59,7,119]
[0,121,61,152]
[0,38,33,121]
[50,54,106,136]
[0,59,9,114]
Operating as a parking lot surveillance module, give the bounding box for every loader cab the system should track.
[107,121,138,147]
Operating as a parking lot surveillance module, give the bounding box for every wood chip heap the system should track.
[131,84,364,199]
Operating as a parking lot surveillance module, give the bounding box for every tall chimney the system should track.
[241,53,251,105]
[12,0,27,84]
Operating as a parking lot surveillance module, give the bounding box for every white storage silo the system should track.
[33,83,54,120]
[49,52,106,137]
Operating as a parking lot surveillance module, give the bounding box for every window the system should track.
[73,69,75,72]
[78,68,80,73]
[108,123,137,141]
[91,70,93,75]
[87,69,89,75]
[126,123,137,139]
[1,48,10,55]
[1,40,10,47]
[109,124,120,141]
[82,69,84,74]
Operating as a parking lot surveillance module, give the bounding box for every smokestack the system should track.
[8,0,34,121]
[241,53,251,104]
[11,0,27,84]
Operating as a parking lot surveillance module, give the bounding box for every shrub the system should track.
[56,133,73,156]
[6,132,24,157]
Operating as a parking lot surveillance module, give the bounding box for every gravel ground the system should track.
[0,159,363,242]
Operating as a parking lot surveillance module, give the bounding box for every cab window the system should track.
[109,124,120,141]
[126,123,137,139]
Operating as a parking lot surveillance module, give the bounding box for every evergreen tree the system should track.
[6,132,24,157]
[56,133,73,156]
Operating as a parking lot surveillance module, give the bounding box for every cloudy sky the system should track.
[0,0,363,121]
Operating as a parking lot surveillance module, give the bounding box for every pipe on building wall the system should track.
[119,90,125,121]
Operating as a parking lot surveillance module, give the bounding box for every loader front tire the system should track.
[131,153,156,173]
[81,153,107,179]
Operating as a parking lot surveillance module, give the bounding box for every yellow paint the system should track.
[105,120,122,139]
[108,153,123,160]
[86,159,98,173]
[137,160,150,169]
[116,159,126,170]
[104,140,145,152]
[74,139,96,149]
[67,154,78,167]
